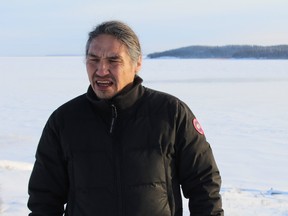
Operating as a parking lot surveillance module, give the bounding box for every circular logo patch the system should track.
[193,118,204,135]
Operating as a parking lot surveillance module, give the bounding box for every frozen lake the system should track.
[0,57,288,215]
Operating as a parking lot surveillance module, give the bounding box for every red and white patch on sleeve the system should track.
[193,118,205,135]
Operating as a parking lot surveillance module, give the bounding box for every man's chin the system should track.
[95,91,115,100]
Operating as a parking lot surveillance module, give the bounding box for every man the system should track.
[28,21,224,215]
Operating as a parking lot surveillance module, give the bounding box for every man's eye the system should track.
[109,59,120,63]
[88,59,99,63]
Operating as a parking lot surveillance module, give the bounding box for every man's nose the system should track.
[96,61,110,76]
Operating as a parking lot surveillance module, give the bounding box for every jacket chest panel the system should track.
[63,110,176,190]
[116,115,175,185]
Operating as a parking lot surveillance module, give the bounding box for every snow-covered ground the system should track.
[0,57,288,215]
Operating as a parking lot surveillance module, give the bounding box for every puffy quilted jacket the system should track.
[28,76,223,216]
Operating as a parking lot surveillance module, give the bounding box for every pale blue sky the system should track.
[1,0,288,56]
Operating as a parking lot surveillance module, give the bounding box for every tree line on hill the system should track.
[147,45,288,59]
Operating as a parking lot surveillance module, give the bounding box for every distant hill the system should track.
[147,45,288,59]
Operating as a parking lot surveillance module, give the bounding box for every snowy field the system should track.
[0,57,288,215]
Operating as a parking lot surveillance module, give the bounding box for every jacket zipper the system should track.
[110,104,118,134]
[109,104,123,215]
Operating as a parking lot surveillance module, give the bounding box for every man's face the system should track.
[86,34,142,99]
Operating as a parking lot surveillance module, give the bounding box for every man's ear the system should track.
[135,55,142,73]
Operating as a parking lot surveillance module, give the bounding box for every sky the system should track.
[1,0,288,56]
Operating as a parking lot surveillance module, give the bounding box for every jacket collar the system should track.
[86,75,145,111]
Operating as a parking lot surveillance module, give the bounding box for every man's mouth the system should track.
[96,80,113,87]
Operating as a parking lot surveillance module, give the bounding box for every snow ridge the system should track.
[0,160,33,171]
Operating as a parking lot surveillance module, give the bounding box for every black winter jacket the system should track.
[28,76,223,216]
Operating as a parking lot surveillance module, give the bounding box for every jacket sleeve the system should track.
[175,102,224,215]
[28,112,68,216]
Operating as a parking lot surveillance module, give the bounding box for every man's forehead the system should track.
[88,47,128,60]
